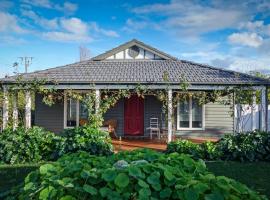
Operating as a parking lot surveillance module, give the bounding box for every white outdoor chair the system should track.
[146,118,161,140]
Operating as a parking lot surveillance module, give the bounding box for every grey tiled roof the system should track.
[1,60,269,85]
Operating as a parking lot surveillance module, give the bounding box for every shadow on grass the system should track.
[206,161,270,198]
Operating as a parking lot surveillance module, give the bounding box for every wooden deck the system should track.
[112,136,219,152]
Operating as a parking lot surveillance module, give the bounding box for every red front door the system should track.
[124,95,144,135]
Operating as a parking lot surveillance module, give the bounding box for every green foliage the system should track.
[0,126,113,164]
[166,139,204,159]
[0,127,63,164]
[7,149,266,200]
[167,131,270,162]
[61,126,113,156]
[218,131,270,162]
[200,141,222,160]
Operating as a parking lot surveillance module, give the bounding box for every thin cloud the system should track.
[130,0,254,38]
[21,0,78,14]
[43,17,92,42]
[21,9,58,29]
[89,22,119,37]
[0,11,28,34]
[228,32,263,48]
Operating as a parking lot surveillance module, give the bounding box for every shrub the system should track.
[217,131,270,162]
[7,149,266,200]
[0,127,64,164]
[167,131,270,162]
[61,126,113,156]
[0,126,113,164]
[200,141,222,160]
[166,139,204,159]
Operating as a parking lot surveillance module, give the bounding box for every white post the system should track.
[251,91,256,131]
[2,86,9,130]
[167,89,173,143]
[235,104,242,133]
[260,87,267,131]
[25,91,31,128]
[95,89,100,114]
[12,92,18,130]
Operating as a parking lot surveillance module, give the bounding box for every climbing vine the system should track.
[0,73,264,131]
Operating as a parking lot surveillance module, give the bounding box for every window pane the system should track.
[79,101,88,126]
[179,100,190,128]
[192,98,202,128]
[67,98,77,127]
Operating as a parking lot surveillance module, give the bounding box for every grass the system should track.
[206,161,270,198]
[0,162,269,198]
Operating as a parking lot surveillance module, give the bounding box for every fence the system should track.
[234,105,270,132]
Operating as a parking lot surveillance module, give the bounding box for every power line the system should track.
[19,57,33,73]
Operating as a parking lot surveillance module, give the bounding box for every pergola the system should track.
[1,83,269,142]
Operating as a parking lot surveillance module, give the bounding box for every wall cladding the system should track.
[35,94,64,134]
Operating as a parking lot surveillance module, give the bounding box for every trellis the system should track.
[1,77,269,142]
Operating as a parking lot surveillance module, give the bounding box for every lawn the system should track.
[0,161,269,198]
[206,161,270,198]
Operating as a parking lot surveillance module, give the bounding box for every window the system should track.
[66,98,77,127]
[64,95,89,128]
[177,96,205,130]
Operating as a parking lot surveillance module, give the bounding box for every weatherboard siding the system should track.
[175,102,233,138]
[205,103,233,131]
[103,99,124,136]
[35,94,64,134]
[144,96,164,136]
[34,94,233,137]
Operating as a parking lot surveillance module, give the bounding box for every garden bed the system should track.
[0,160,270,198]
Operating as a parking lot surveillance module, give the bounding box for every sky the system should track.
[0,0,270,78]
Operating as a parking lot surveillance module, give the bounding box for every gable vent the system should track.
[128,46,140,58]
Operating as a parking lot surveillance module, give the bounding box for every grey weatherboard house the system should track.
[1,39,269,142]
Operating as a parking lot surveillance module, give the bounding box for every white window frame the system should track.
[177,96,205,130]
[64,93,79,129]
[63,90,91,129]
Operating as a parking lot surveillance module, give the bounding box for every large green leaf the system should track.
[39,186,57,200]
[160,187,172,199]
[138,179,149,188]
[139,188,151,198]
[102,169,117,182]
[40,164,55,175]
[60,195,76,200]
[129,166,144,178]
[164,170,174,181]
[83,184,98,195]
[114,173,130,188]
[205,192,224,200]
[147,172,160,185]
[99,187,112,197]
[184,188,199,200]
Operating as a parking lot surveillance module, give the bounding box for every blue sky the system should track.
[0,0,270,77]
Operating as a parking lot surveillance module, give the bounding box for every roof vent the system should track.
[128,46,140,58]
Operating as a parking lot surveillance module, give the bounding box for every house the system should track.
[1,39,269,142]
